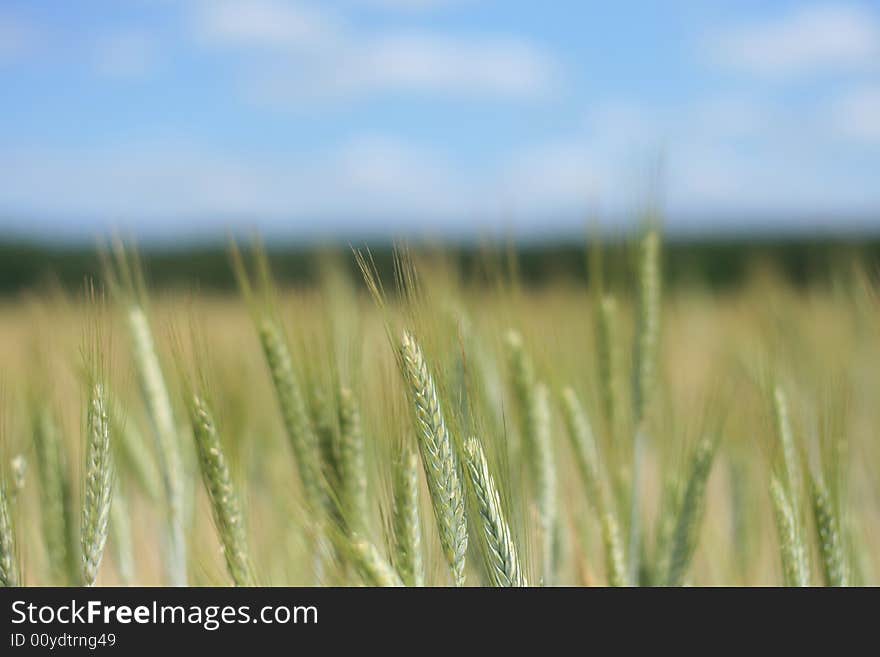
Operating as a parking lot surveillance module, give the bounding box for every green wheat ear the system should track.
[391,443,424,587]
[258,319,325,515]
[338,386,369,533]
[189,394,252,587]
[463,436,526,587]
[596,295,626,447]
[349,537,404,587]
[400,331,468,586]
[633,228,661,427]
[629,227,661,585]
[505,330,556,585]
[769,384,810,586]
[81,383,114,587]
[560,388,627,586]
[772,385,802,510]
[769,475,809,586]
[810,474,848,587]
[33,408,78,585]
[127,305,187,586]
[666,434,720,586]
[0,481,18,587]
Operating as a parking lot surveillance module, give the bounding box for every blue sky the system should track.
[1,1,879,241]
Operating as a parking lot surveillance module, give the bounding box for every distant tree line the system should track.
[1,237,878,296]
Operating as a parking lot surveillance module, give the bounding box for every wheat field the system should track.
[0,233,878,587]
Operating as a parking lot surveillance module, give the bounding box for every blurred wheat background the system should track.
[0,231,877,587]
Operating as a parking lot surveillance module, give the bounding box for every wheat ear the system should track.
[770,384,811,586]
[810,474,848,586]
[258,319,324,514]
[772,386,802,511]
[128,305,187,586]
[505,330,556,585]
[769,475,809,586]
[632,228,660,426]
[666,435,719,586]
[596,295,626,447]
[560,388,627,586]
[463,436,526,587]
[349,537,404,587]
[400,331,468,586]
[0,482,18,587]
[629,228,661,584]
[392,443,424,586]
[338,386,369,533]
[81,383,114,587]
[189,394,252,587]
[33,408,78,584]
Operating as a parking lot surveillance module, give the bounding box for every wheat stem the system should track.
[110,483,136,585]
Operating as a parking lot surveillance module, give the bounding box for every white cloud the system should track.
[497,142,600,213]
[3,107,879,239]
[352,0,468,10]
[710,4,880,76]
[195,0,341,51]
[252,32,555,103]
[0,137,476,236]
[832,85,880,142]
[194,0,557,102]
[93,31,160,78]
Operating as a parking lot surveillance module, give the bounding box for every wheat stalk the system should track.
[391,443,424,586]
[81,383,114,587]
[463,436,526,587]
[113,402,162,503]
[110,483,136,585]
[400,331,468,586]
[189,394,252,587]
